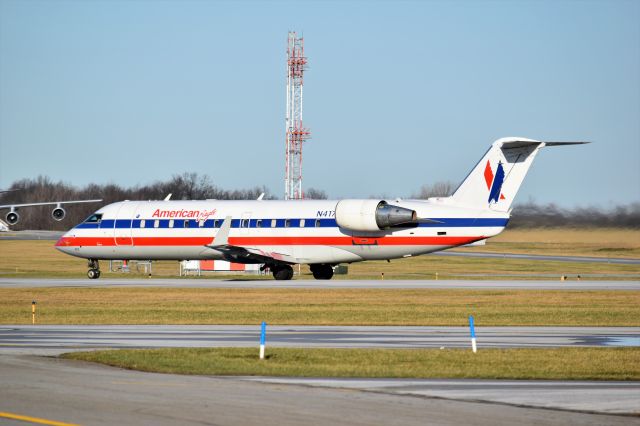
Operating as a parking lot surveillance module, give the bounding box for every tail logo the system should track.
[484,160,506,203]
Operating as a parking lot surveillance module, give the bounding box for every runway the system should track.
[1,325,638,355]
[1,277,639,290]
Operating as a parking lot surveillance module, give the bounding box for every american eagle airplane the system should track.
[56,137,585,280]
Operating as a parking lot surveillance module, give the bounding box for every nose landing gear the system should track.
[87,259,101,279]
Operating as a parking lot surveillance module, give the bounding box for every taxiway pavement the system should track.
[1,277,639,289]
[2,354,636,425]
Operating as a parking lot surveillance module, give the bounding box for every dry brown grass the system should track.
[1,287,638,325]
[454,228,640,258]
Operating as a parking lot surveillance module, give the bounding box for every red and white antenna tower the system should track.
[285,31,310,200]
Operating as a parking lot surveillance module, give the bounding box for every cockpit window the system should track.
[85,214,102,223]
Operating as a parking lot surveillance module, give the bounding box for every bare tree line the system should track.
[412,181,640,228]
[1,174,275,230]
[1,176,638,230]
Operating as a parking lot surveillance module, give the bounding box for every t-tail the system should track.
[450,137,588,212]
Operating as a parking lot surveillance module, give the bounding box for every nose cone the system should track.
[55,232,75,255]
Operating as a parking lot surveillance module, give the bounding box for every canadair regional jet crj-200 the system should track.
[56,137,586,280]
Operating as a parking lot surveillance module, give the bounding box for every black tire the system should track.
[87,269,99,279]
[311,264,334,280]
[272,265,294,281]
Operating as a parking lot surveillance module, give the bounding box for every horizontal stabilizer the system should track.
[500,140,590,149]
[543,141,591,146]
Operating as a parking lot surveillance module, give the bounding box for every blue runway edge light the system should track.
[469,315,477,353]
[469,316,476,338]
[260,321,266,345]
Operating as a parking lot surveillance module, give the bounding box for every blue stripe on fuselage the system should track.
[74,217,508,230]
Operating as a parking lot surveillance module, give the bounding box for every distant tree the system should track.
[0,174,281,230]
[305,188,328,200]
[412,181,455,199]
[509,202,640,228]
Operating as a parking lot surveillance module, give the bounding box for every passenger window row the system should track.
[117,218,329,229]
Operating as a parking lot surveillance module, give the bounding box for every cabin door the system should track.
[113,202,136,246]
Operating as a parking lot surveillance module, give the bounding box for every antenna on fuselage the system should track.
[164,193,172,201]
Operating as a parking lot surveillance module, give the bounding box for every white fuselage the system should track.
[56,199,508,264]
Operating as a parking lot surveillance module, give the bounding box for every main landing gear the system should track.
[270,264,294,281]
[87,259,101,279]
[264,263,335,281]
[310,264,334,280]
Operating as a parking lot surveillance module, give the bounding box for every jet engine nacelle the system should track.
[5,210,19,225]
[52,207,66,221]
[335,200,417,232]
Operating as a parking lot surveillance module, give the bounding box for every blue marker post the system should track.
[469,315,477,353]
[259,321,266,360]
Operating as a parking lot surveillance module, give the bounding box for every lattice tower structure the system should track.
[285,32,310,200]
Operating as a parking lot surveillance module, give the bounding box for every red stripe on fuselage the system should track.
[56,235,484,247]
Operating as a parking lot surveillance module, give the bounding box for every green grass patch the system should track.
[63,347,640,381]
[2,288,639,326]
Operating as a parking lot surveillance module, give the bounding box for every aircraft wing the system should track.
[207,244,297,265]
[204,216,297,265]
[0,200,103,209]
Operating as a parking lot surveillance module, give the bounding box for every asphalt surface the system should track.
[2,355,637,426]
[249,377,640,416]
[1,325,639,356]
[1,277,639,290]
[0,230,64,240]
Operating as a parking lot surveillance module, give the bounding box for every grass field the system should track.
[454,228,640,258]
[63,347,640,380]
[1,227,639,280]
[2,288,638,325]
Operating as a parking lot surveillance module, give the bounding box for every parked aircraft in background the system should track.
[0,190,102,231]
[56,137,586,280]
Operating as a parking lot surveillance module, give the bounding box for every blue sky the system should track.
[1,0,638,206]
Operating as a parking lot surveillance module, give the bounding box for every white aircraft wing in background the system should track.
[0,198,103,227]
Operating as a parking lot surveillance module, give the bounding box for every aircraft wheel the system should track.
[272,265,294,281]
[87,269,99,279]
[311,264,334,280]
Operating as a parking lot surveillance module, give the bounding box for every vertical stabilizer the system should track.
[450,137,587,212]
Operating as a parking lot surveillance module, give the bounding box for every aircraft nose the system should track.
[55,232,75,254]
